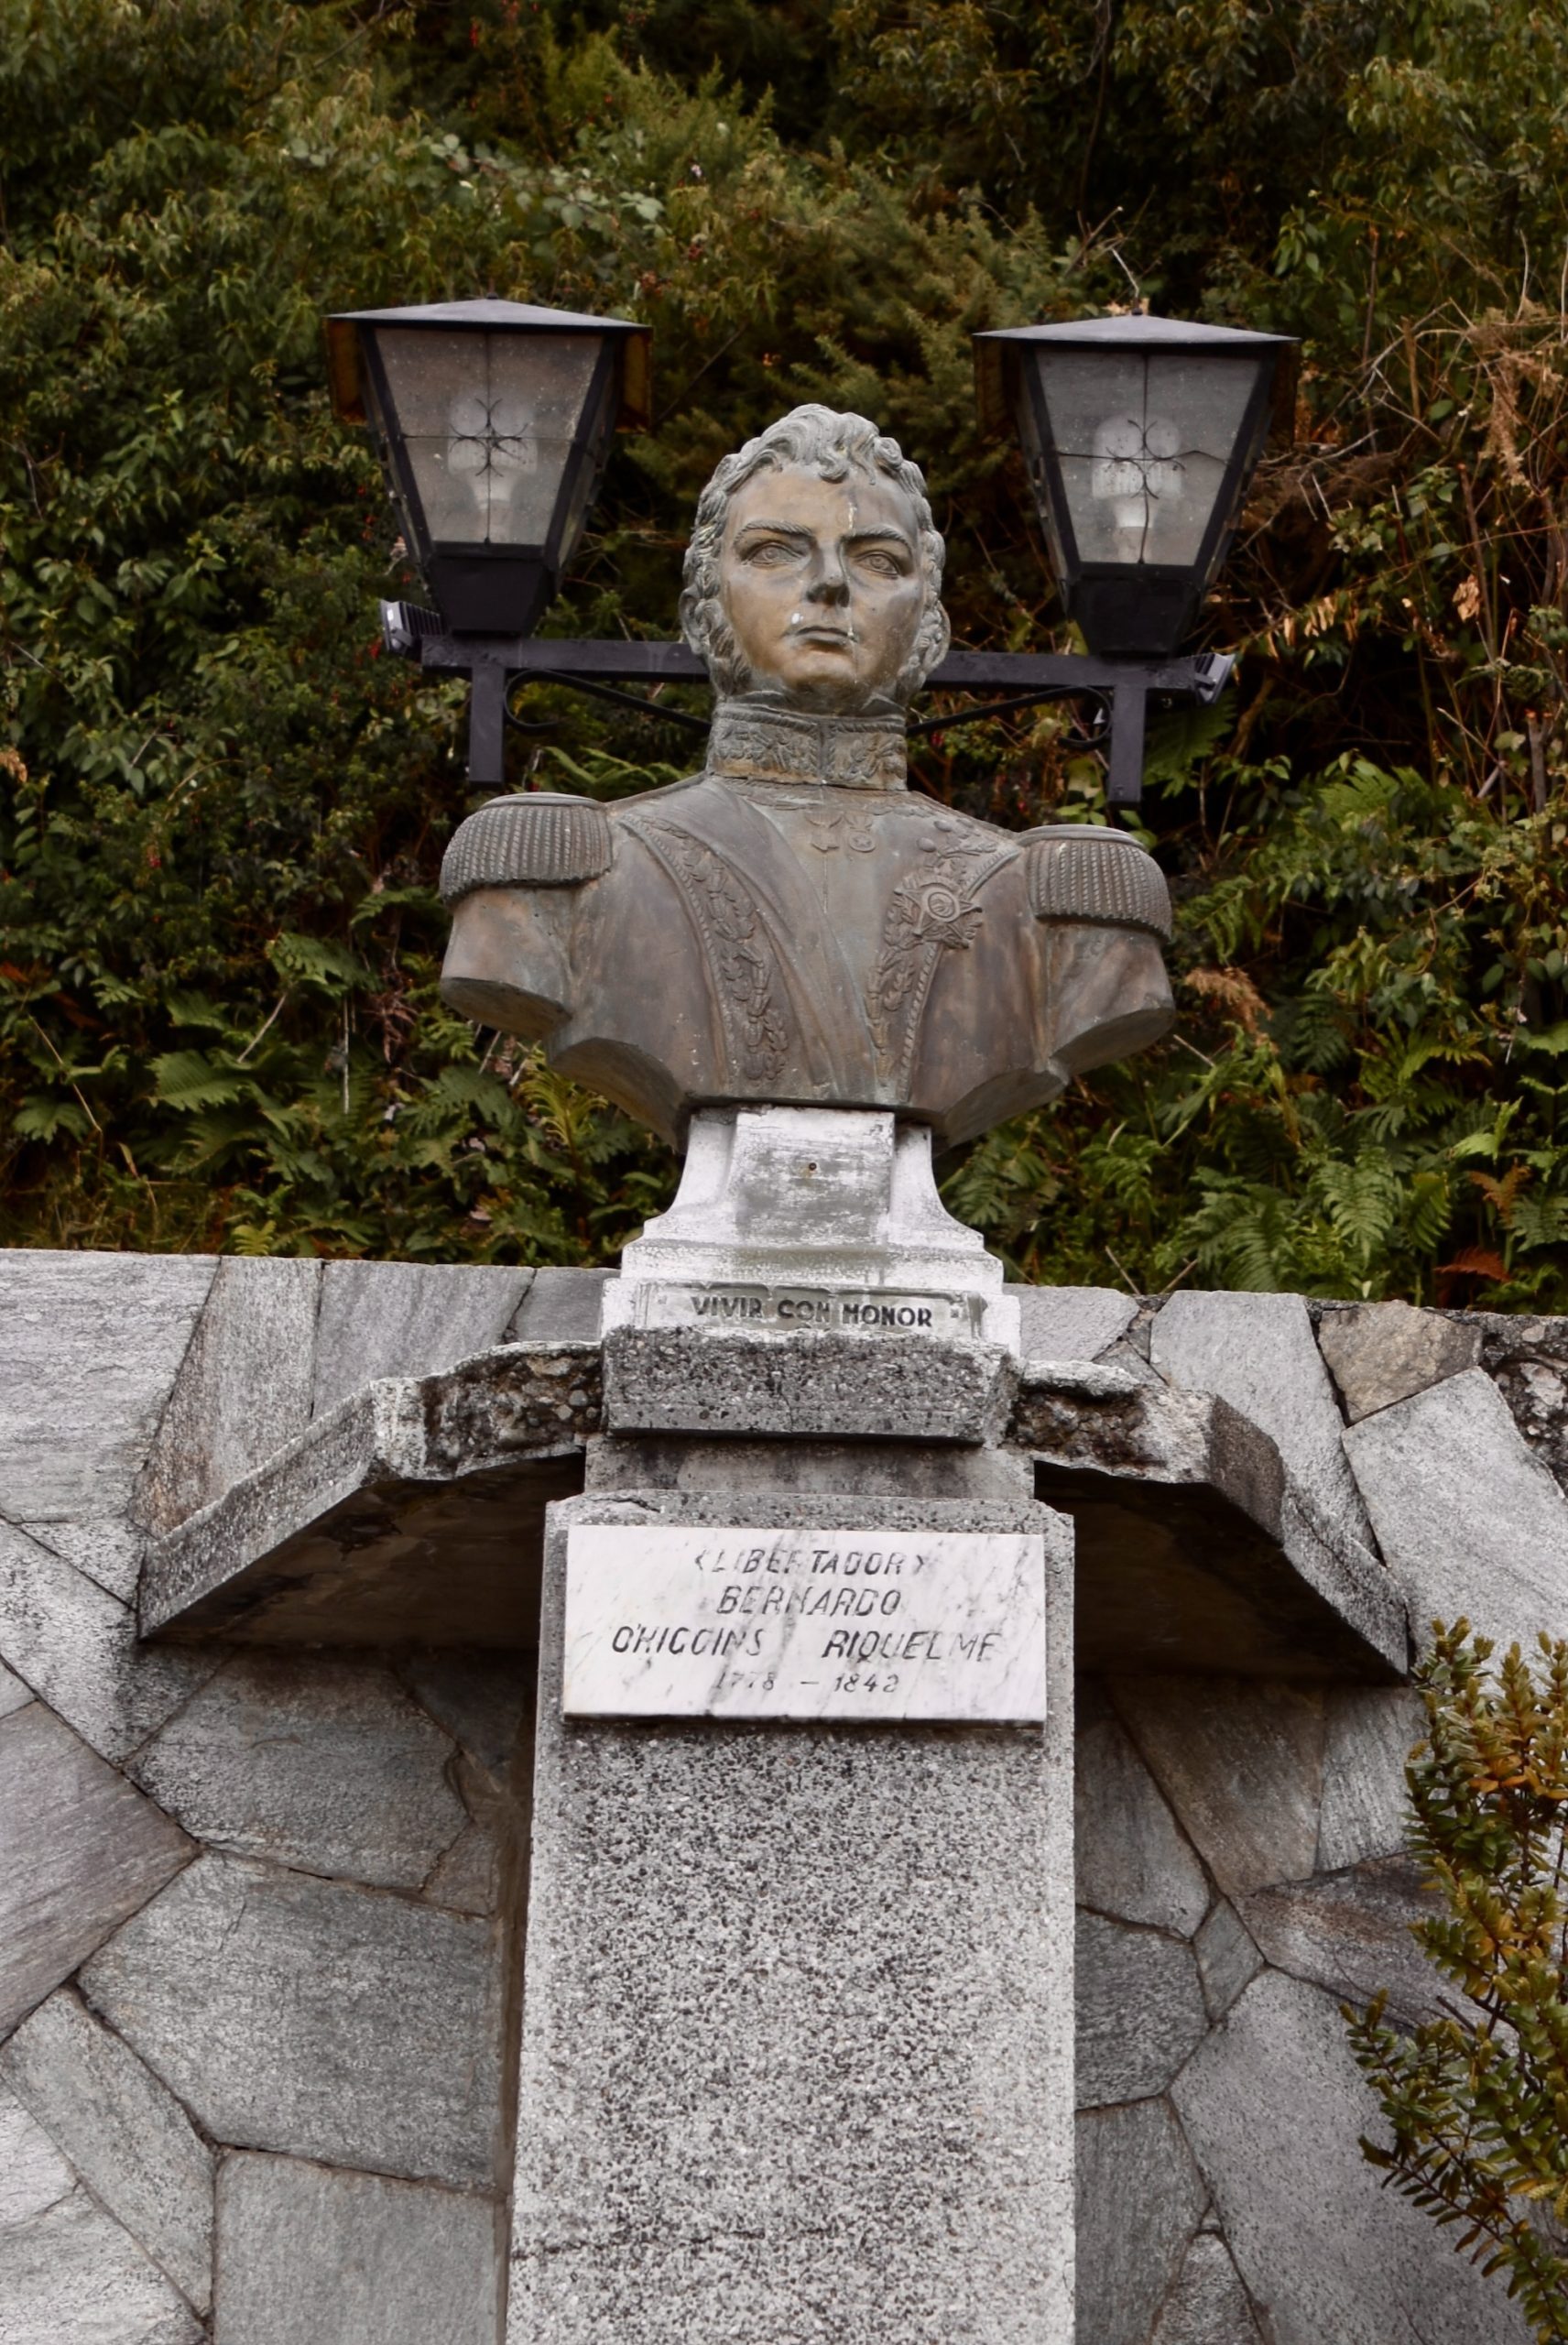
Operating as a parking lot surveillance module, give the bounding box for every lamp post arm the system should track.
[518,670,711,734]
[380,602,1236,807]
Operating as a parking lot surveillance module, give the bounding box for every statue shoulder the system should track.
[1020,823,1171,941]
[609,772,731,837]
[440,792,612,904]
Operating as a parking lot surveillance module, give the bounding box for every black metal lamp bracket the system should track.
[380,601,1234,808]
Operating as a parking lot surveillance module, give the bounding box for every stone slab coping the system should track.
[139,1342,600,1646]
[138,1331,1408,1679]
[1017,1365,1408,1681]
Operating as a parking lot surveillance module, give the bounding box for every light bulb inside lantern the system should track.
[445,393,539,534]
[1090,412,1185,560]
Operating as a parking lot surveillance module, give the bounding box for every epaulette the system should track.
[1022,824,1172,942]
[440,793,613,906]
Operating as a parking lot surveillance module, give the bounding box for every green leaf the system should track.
[148,1052,246,1112]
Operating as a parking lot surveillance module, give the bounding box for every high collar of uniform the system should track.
[706,698,908,791]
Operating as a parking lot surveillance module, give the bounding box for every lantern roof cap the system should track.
[329,296,646,333]
[325,298,651,431]
[974,311,1298,443]
[975,312,1295,352]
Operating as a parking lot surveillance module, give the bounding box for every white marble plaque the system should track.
[562,1523,1047,1723]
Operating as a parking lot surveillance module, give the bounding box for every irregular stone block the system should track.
[1091,1336,1164,1387]
[1076,2099,1204,2345]
[0,1521,215,1765]
[1344,1369,1568,1653]
[602,1324,1018,1445]
[312,1260,533,1418]
[1016,1372,1287,1505]
[15,1518,147,1606]
[0,1250,213,1522]
[1317,1302,1481,1424]
[1076,1913,1209,2107]
[1112,1677,1324,1897]
[135,1256,321,1534]
[1076,1705,1210,1936]
[1475,1313,1568,1490]
[0,1704,191,2038]
[1150,1290,1373,1551]
[1193,1902,1262,2024]
[0,2179,199,2344]
[1018,1376,1405,1681]
[424,1819,502,1915]
[1239,1856,1446,2025]
[1015,1284,1138,1364]
[506,1265,614,1341]
[1172,1971,1527,2344]
[1,1989,212,2310]
[0,2080,75,2228]
[214,2151,500,2345]
[81,1855,503,2188]
[1317,1685,1424,1871]
[130,1655,466,1891]
[400,1653,531,1781]
[1150,2231,1263,2344]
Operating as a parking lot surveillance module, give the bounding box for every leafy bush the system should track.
[2,0,1566,1291]
[1349,1624,1568,2340]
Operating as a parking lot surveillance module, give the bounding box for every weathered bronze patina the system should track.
[440,405,1174,1149]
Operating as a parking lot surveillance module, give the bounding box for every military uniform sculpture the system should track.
[440,405,1174,1151]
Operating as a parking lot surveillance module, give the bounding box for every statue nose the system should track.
[805,550,851,605]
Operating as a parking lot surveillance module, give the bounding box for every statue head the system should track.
[679,405,951,714]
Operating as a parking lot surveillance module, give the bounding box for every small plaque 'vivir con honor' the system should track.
[562,1523,1047,1724]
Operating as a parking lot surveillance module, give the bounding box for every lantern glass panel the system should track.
[1033,350,1260,573]
[372,328,604,551]
[552,356,620,567]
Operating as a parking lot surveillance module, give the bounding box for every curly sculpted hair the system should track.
[678,404,950,705]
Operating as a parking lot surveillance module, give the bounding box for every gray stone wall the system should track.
[2,1249,1566,2342]
[1056,1287,1567,2345]
[0,1253,550,2344]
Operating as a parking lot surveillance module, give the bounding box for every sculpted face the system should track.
[718,465,927,711]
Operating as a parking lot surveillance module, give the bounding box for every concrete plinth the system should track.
[508,1484,1075,2345]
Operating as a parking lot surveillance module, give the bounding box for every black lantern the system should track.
[327,298,651,638]
[975,315,1296,660]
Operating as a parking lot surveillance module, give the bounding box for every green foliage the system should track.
[1348,1625,1568,2341]
[1,0,1566,1288]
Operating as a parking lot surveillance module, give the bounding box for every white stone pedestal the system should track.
[600,1106,1020,1350]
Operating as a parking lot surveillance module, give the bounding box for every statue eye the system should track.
[856,549,907,578]
[745,539,797,566]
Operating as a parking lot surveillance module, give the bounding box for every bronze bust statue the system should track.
[439,405,1174,1151]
